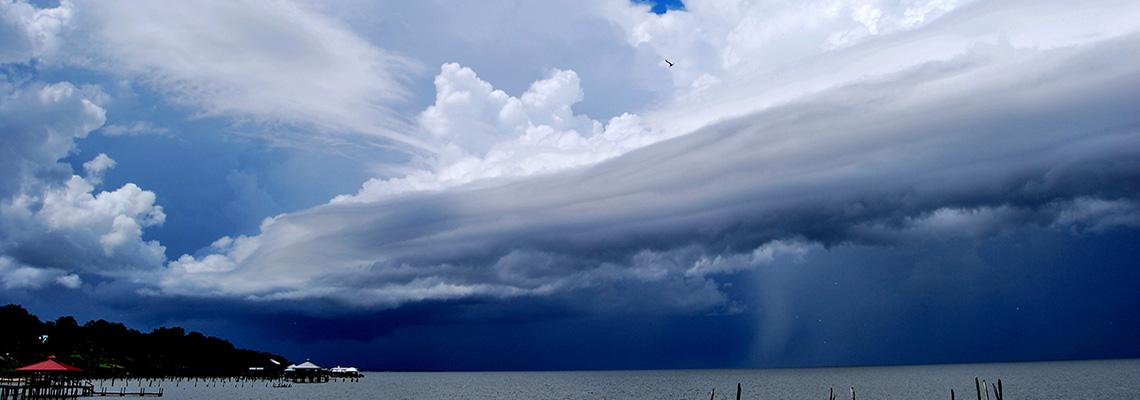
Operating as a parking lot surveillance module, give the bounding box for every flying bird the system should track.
[665,59,674,68]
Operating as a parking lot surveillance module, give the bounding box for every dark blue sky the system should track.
[2,0,1139,371]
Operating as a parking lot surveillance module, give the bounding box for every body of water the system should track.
[85,358,1140,399]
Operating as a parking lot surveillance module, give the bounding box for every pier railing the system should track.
[0,378,163,399]
[0,379,91,400]
[0,371,365,399]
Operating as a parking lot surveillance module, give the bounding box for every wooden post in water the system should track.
[997,379,1003,400]
[850,386,856,400]
[982,380,990,400]
[710,388,716,400]
[736,383,742,400]
[830,387,834,400]
[975,378,981,400]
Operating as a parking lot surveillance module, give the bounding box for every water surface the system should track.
[85,358,1140,400]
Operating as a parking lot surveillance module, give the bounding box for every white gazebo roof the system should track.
[293,361,323,370]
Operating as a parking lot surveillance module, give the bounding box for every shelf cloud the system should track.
[161,28,1140,310]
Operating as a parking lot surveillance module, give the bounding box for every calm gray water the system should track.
[85,359,1140,400]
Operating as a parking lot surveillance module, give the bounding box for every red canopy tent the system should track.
[9,356,89,398]
[15,356,83,372]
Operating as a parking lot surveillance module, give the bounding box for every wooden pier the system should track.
[86,387,163,397]
[0,380,163,399]
[1,381,90,400]
[2,356,362,399]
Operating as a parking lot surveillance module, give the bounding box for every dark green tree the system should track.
[0,305,288,377]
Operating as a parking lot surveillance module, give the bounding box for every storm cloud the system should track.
[161,31,1140,310]
[2,0,1139,369]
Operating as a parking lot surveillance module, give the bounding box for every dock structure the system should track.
[0,356,165,399]
[0,379,92,400]
[3,356,365,398]
[0,356,92,400]
[85,387,163,397]
[329,366,363,378]
[0,356,164,399]
[283,360,330,383]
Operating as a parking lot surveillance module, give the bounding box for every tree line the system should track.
[0,304,288,377]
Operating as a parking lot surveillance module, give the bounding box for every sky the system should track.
[1,0,1139,371]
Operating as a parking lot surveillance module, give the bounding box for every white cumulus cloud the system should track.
[335,63,669,203]
[82,153,115,185]
[0,0,71,63]
[0,81,167,288]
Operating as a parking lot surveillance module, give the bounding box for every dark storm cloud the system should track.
[161,33,1140,310]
